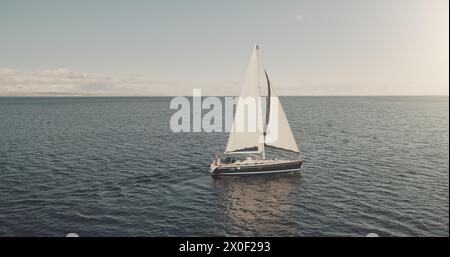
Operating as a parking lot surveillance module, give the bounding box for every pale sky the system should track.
[0,0,448,96]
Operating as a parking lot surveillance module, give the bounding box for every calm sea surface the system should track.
[0,96,448,236]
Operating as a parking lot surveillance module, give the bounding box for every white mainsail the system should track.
[225,46,264,153]
[225,45,300,156]
[264,70,300,153]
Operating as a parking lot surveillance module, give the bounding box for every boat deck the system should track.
[217,159,298,168]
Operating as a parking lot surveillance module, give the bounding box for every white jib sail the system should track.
[264,72,300,153]
[225,46,264,153]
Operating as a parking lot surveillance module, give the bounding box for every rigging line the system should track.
[264,69,271,137]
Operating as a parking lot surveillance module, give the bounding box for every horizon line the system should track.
[0,94,448,97]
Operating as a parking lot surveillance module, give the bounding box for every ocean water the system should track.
[0,96,448,237]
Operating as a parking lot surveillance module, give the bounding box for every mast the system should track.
[255,45,265,160]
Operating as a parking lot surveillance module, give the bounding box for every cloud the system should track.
[295,15,303,21]
[0,68,115,96]
[0,68,240,96]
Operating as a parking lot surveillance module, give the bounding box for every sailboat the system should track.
[210,45,304,177]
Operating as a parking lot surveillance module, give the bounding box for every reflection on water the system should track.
[213,173,303,236]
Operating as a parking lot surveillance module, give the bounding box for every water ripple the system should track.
[0,96,448,236]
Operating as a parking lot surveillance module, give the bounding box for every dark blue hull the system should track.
[210,160,303,177]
